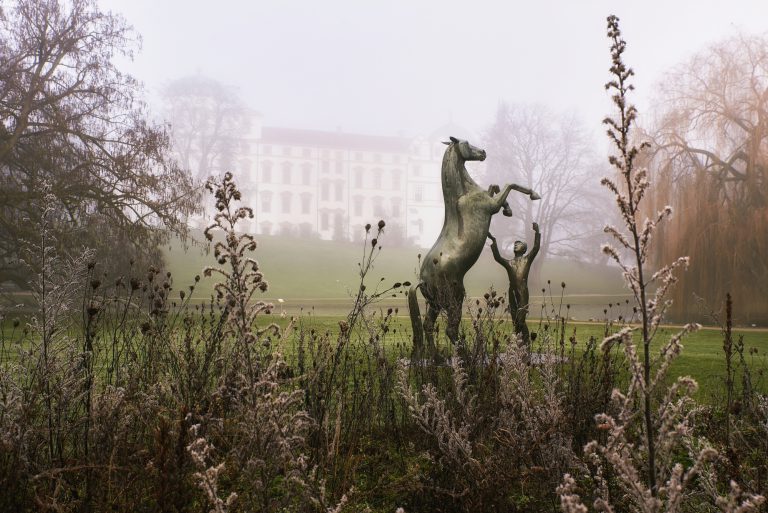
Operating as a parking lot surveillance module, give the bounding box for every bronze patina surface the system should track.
[489,222,540,347]
[408,137,540,359]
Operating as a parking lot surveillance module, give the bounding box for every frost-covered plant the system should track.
[0,188,98,509]
[557,15,765,512]
[195,175,345,512]
[203,172,278,378]
[219,353,313,510]
[187,425,238,513]
[398,340,576,510]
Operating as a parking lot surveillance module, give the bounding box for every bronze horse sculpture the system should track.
[408,136,540,359]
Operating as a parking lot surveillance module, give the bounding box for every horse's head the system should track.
[443,136,486,162]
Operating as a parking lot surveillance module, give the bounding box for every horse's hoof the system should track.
[529,192,541,200]
[502,206,513,217]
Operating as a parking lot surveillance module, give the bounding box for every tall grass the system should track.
[0,169,766,513]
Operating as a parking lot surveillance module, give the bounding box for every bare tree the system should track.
[162,75,247,183]
[0,0,198,287]
[483,103,608,277]
[647,33,768,321]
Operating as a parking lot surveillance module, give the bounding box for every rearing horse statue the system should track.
[408,136,540,359]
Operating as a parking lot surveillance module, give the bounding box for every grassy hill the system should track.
[165,232,627,318]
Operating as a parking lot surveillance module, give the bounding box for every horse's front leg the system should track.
[508,183,541,200]
[487,184,515,216]
[493,183,541,214]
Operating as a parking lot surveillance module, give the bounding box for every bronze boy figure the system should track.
[488,222,540,347]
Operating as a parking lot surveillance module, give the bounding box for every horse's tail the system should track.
[408,282,424,353]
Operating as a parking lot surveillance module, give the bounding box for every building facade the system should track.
[234,115,466,248]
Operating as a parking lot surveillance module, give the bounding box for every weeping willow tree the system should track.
[647,33,768,322]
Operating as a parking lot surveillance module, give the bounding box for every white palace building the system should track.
[233,115,476,248]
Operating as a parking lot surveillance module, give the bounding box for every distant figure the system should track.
[488,222,540,347]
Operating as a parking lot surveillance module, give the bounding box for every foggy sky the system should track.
[101,0,767,140]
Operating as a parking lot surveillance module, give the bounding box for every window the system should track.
[372,196,384,217]
[414,184,423,202]
[335,161,343,174]
[374,153,381,163]
[392,169,402,189]
[413,164,421,177]
[262,145,272,156]
[282,162,292,184]
[333,211,344,239]
[353,167,363,188]
[301,163,311,185]
[321,181,329,201]
[320,211,329,230]
[321,160,330,173]
[334,181,343,201]
[260,221,272,235]
[260,191,272,213]
[301,193,312,214]
[281,191,291,214]
[282,146,292,157]
[262,161,272,183]
[373,169,383,189]
[279,222,294,236]
[353,196,363,216]
[302,148,312,158]
[391,198,402,218]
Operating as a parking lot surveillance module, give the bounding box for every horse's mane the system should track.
[441,143,466,201]
[440,143,465,234]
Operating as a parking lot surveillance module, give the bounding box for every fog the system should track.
[101,0,766,139]
[91,0,768,319]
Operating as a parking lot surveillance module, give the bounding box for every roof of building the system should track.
[260,126,412,152]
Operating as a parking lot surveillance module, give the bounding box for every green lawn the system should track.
[164,233,629,319]
[258,312,768,400]
[2,306,766,401]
